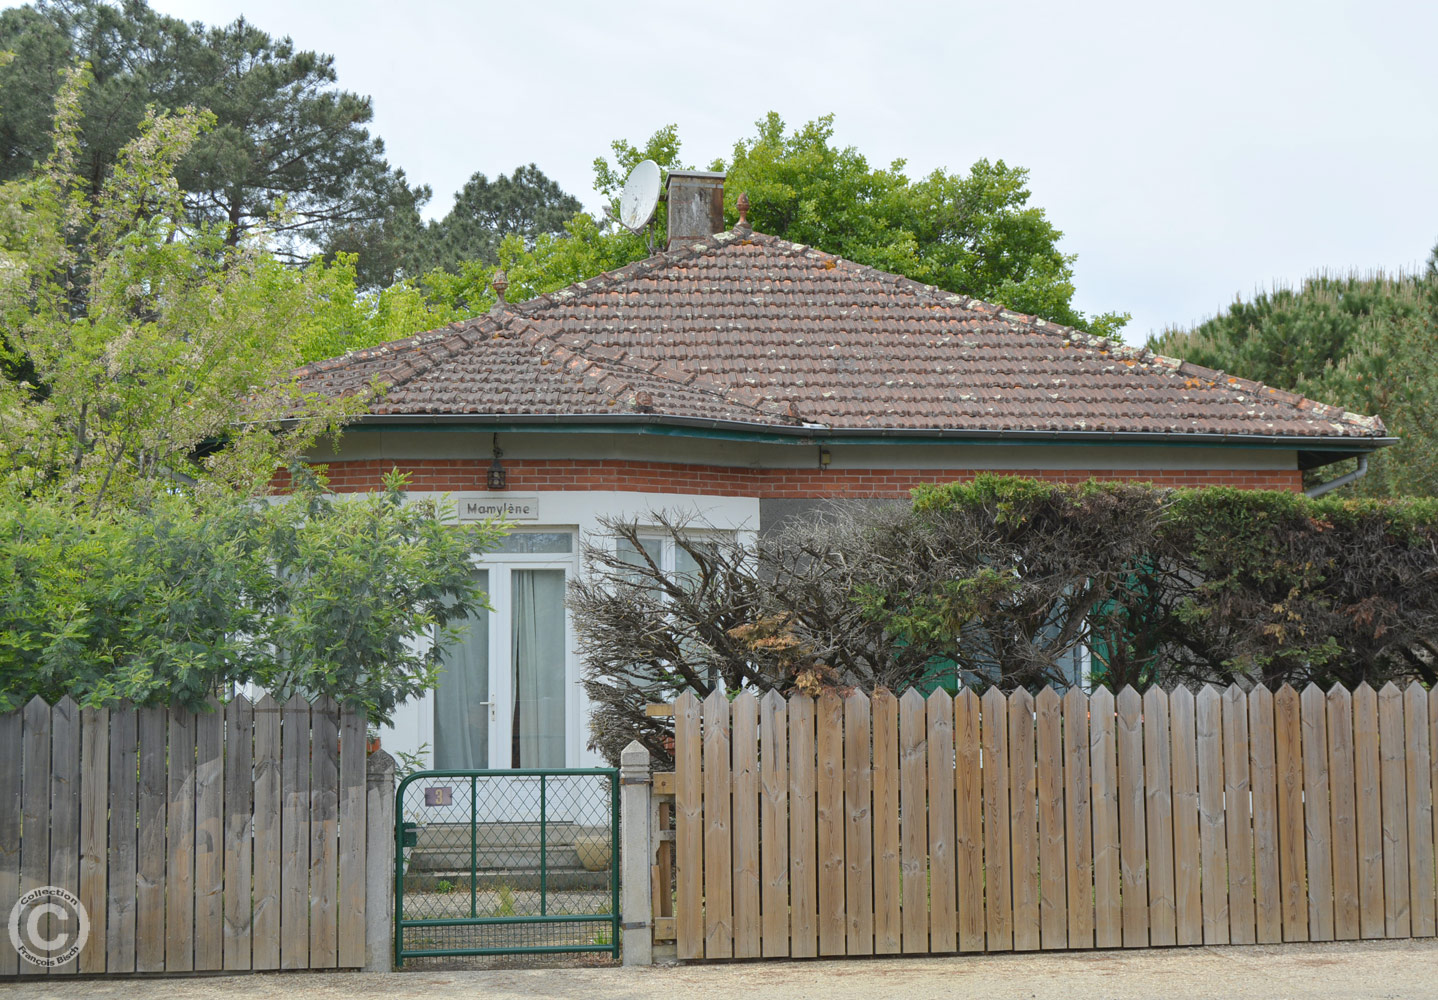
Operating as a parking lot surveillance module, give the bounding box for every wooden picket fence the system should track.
[664,682,1438,960]
[0,695,374,977]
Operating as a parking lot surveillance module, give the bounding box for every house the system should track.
[291,170,1393,772]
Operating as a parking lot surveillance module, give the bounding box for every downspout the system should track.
[1304,454,1369,498]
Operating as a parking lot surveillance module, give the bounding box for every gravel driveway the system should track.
[6,939,1434,1000]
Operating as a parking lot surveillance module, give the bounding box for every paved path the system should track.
[7,940,1435,1000]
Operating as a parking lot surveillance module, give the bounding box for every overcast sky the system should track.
[138,0,1438,344]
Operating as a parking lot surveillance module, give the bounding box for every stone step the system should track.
[405,867,612,892]
[410,846,585,870]
[409,821,610,851]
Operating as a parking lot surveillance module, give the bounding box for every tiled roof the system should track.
[294,229,1387,441]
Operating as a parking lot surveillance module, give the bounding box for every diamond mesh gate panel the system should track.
[395,770,619,962]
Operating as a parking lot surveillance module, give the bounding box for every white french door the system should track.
[433,540,576,770]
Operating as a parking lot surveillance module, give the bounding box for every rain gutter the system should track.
[337,412,1397,459]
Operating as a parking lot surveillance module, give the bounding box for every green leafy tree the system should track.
[0,74,501,719]
[0,469,501,721]
[593,114,1128,338]
[591,123,684,203]
[0,66,356,509]
[295,252,458,363]
[0,0,427,261]
[416,115,1124,339]
[420,212,647,317]
[1148,267,1438,496]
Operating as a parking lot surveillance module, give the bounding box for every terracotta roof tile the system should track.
[295,231,1386,440]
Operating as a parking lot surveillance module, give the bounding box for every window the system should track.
[614,529,729,689]
[493,531,574,554]
[615,531,722,588]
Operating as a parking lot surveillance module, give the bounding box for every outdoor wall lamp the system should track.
[488,436,508,490]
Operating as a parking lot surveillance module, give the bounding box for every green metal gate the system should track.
[394,768,619,965]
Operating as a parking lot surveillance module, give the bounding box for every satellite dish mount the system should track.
[618,159,661,253]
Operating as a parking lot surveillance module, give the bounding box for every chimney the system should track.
[664,170,725,250]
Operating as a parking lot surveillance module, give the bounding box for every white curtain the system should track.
[434,570,489,768]
[512,569,567,767]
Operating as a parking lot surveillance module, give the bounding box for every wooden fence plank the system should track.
[135,707,166,972]
[251,696,281,970]
[1300,684,1334,942]
[702,689,734,959]
[1378,682,1411,938]
[107,707,138,973]
[78,707,109,974]
[844,691,874,955]
[1143,687,1176,947]
[955,689,985,953]
[224,697,255,971]
[872,690,901,956]
[900,689,930,953]
[1090,687,1121,949]
[928,690,957,953]
[1196,685,1228,946]
[279,694,310,970]
[815,691,844,956]
[1035,687,1067,950]
[982,687,1012,951]
[1116,687,1148,948]
[1063,687,1094,949]
[1249,686,1282,945]
[338,706,367,968]
[787,694,818,959]
[194,701,225,971]
[674,691,704,961]
[333,705,362,972]
[1327,684,1360,941]
[165,705,196,972]
[1223,683,1256,945]
[1432,691,1438,942]
[50,697,81,975]
[1353,683,1385,939]
[1008,689,1038,952]
[759,691,790,958]
[1170,687,1202,946]
[1404,683,1435,938]
[19,698,51,978]
[731,691,761,959]
[1274,684,1308,942]
[309,698,339,968]
[0,706,21,978]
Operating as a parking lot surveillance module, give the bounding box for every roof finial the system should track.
[736,191,750,232]
[490,269,508,315]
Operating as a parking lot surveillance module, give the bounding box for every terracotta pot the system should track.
[366,735,382,755]
[573,832,611,872]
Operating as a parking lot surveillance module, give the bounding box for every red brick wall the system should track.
[273,458,1303,496]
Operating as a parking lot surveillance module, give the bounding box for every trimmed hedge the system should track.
[907,476,1438,689]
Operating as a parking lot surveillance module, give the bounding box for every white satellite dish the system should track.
[618,159,661,233]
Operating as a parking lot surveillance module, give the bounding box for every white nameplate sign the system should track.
[455,494,540,522]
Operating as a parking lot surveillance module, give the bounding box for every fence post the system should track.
[364,749,395,972]
[620,741,654,966]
